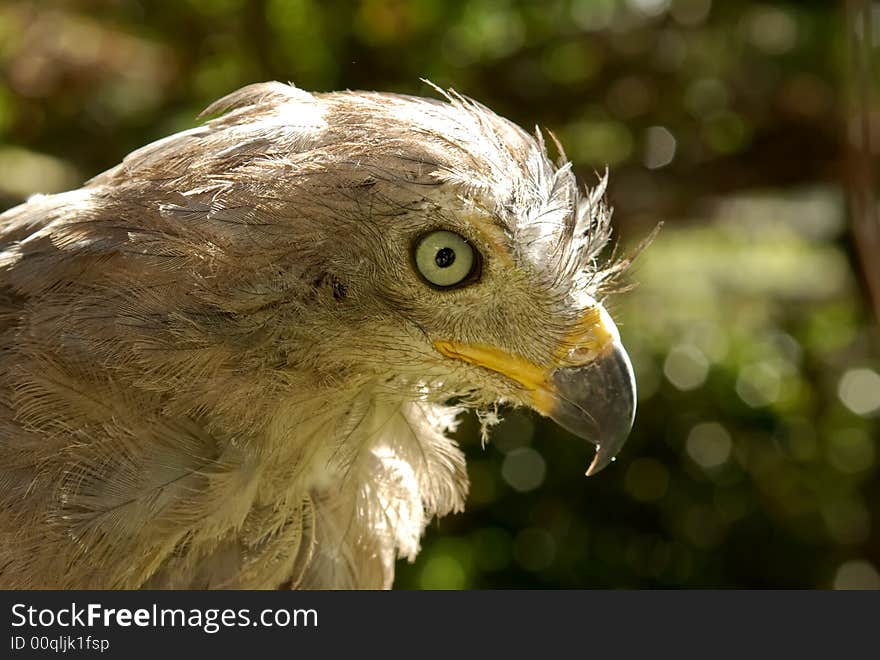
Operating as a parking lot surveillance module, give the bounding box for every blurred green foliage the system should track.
[1,0,878,588]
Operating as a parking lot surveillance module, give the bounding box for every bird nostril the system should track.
[564,344,601,366]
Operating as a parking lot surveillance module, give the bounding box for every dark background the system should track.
[1,0,878,588]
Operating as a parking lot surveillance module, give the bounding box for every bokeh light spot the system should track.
[643,125,676,169]
[746,6,798,55]
[501,447,546,493]
[736,362,782,407]
[0,147,81,199]
[686,422,732,468]
[832,560,880,590]
[663,344,709,390]
[627,0,671,18]
[837,368,880,416]
[419,554,467,590]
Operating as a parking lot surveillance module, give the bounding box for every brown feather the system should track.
[0,82,613,588]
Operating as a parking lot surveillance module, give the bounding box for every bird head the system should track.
[88,82,636,475]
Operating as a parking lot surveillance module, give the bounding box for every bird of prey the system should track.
[0,82,636,589]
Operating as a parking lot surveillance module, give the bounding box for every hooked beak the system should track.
[434,303,636,475]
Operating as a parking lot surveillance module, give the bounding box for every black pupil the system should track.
[435,247,456,268]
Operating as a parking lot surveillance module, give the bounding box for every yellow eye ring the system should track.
[412,230,481,289]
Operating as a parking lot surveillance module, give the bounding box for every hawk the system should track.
[0,82,636,588]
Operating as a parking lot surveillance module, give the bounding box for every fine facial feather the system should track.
[0,82,615,588]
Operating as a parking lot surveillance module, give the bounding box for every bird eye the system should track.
[413,230,480,289]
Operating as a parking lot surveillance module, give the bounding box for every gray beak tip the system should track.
[547,340,637,477]
[585,451,615,477]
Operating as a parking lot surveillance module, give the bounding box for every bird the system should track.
[0,82,636,589]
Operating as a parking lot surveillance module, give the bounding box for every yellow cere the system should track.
[555,304,618,366]
[432,303,617,416]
